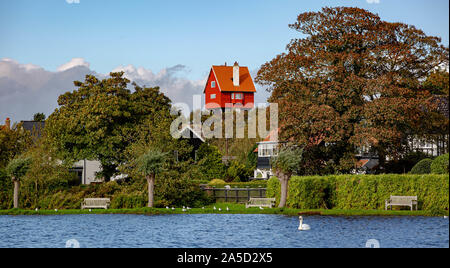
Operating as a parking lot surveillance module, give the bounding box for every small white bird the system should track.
[202,207,205,210]
[259,206,264,210]
[444,216,448,219]
[172,207,175,210]
[182,208,187,212]
[298,216,311,231]
[35,208,38,211]
[213,206,217,210]
[166,206,170,210]
[187,207,191,210]
[55,209,58,212]
[219,208,222,211]
[226,207,230,211]
[183,206,186,209]
[89,209,92,212]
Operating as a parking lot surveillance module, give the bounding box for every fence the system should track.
[202,187,267,203]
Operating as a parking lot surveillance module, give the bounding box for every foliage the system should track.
[46,72,173,181]
[431,154,449,174]
[208,179,227,185]
[271,147,303,176]
[410,159,433,174]
[32,113,46,122]
[226,160,252,182]
[196,143,226,180]
[267,174,449,211]
[154,170,214,208]
[256,7,449,173]
[136,150,167,177]
[423,71,449,95]
[6,157,32,180]
[207,181,267,188]
[0,122,33,168]
[384,151,432,174]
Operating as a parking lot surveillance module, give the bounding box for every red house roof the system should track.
[209,65,256,93]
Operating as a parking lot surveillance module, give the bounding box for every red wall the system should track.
[205,69,254,109]
[205,71,221,109]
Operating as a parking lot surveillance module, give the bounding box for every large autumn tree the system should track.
[256,7,449,173]
[46,72,173,181]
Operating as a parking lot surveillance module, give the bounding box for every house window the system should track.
[236,93,243,100]
[210,94,216,99]
[232,93,235,99]
[211,81,216,88]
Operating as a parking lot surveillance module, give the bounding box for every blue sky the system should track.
[1,0,449,80]
[0,0,449,121]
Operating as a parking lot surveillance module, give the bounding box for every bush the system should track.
[431,154,449,174]
[384,151,431,174]
[267,174,449,211]
[226,161,252,182]
[410,159,433,174]
[196,144,226,180]
[208,179,227,185]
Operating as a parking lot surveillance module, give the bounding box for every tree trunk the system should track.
[278,174,290,208]
[13,178,20,209]
[147,174,155,208]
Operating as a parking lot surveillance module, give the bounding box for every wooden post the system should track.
[225,189,228,202]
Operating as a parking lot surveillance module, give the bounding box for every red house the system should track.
[204,62,256,109]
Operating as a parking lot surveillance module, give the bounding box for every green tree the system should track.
[271,147,303,207]
[256,7,449,173]
[136,149,167,207]
[33,113,46,122]
[423,71,449,96]
[196,143,226,180]
[46,72,172,181]
[0,122,32,168]
[6,157,31,208]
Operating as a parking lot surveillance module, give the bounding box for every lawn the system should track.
[0,203,446,217]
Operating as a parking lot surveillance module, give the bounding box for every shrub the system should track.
[431,154,449,174]
[208,179,227,185]
[384,151,431,174]
[267,174,449,211]
[226,161,252,182]
[410,159,433,174]
[196,144,226,180]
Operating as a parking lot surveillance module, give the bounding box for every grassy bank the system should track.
[0,203,447,217]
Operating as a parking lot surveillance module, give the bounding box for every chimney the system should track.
[233,61,239,87]
[5,118,11,130]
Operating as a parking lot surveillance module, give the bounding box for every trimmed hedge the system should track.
[267,174,449,211]
[431,154,449,174]
[410,159,433,174]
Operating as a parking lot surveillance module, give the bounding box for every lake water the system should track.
[0,214,448,248]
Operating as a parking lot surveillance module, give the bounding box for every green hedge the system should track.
[267,174,449,211]
[410,159,433,174]
[431,154,449,174]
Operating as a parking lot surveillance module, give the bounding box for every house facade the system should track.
[204,62,256,110]
[253,128,280,179]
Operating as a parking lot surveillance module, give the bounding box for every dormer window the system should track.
[211,94,216,99]
[211,81,216,88]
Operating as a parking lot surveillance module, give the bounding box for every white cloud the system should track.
[57,58,90,72]
[366,0,380,4]
[0,58,208,122]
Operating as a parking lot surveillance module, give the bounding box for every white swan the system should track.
[298,216,311,231]
[444,216,448,219]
